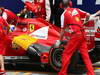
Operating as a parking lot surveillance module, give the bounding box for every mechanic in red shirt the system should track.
[58,0,100,75]
[20,0,51,22]
[0,7,17,75]
[0,9,9,74]
[33,0,51,21]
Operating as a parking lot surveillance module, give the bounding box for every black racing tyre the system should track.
[49,47,63,71]
[49,47,79,72]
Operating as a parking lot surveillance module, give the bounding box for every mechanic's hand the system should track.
[9,25,15,32]
[89,12,100,21]
[89,14,96,21]
[55,40,61,48]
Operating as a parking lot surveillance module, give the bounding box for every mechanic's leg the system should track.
[58,34,81,75]
[0,42,5,71]
[0,55,6,75]
[0,38,6,74]
[79,40,94,75]
[0,55,5,70]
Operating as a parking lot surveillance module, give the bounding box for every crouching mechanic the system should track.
[58,0,100,75]
[34,0,51,21]
[0,7,17,75]
[19,0,51,22]
[0,17,9,75]
[0,7,8,75]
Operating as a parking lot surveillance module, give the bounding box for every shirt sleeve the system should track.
[0,17,8,27]
[2,12,7,20]
[77,8,89,18]
[61,10,67,29]
[45,0,51,21]
[61,13,64,28]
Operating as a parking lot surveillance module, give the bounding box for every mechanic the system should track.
[35,0,51,22]
[0,17,8,75]
[19,0,51,22]
[58,0,100,75]
[0,7,18,75]
[0,8,9,75]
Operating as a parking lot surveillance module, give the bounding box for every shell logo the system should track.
[75,17,80,22]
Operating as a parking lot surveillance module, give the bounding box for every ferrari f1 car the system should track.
[1,8,100,72]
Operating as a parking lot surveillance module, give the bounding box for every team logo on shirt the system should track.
[72,9,78,16]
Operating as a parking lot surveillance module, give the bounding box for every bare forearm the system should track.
[60,28,65,41]
[88,10,100,21]
[45,0,51,21]
[95,10,100,16]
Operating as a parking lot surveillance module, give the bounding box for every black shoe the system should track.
[68,69,87,74]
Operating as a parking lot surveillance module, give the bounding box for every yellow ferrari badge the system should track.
[29,24,34,32]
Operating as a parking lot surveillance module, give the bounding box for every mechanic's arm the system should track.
[83,13,90,24]
[60,12,66,41]
[94,10,100,16]
[60,28,65,41]
[96,10,100,19]
[45,0,51,22]
[89,10,100,21]
[18,7,28,16]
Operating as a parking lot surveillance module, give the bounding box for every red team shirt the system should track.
[61,7,89,33]
[25,0,46,19]
[0,17,8,55]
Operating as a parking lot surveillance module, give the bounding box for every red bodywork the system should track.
[5,18,60,54]
[2,11,60,63]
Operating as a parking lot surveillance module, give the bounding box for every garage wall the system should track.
[0,0,100,14]
[72,0,100,14]
[0,0,24,13]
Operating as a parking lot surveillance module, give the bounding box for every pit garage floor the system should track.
[6,68,100,75]
[5,62,100,75]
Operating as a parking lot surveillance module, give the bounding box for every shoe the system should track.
[0,70,6,75]
[0,72,6,75]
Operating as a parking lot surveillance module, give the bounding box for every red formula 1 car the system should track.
[0,8,100,72]
[1,8,61,70]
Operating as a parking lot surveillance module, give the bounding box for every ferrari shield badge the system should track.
[29,24,34,32]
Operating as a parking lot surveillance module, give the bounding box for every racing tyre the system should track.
[49,47,79,72]
[49,47,63,71]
